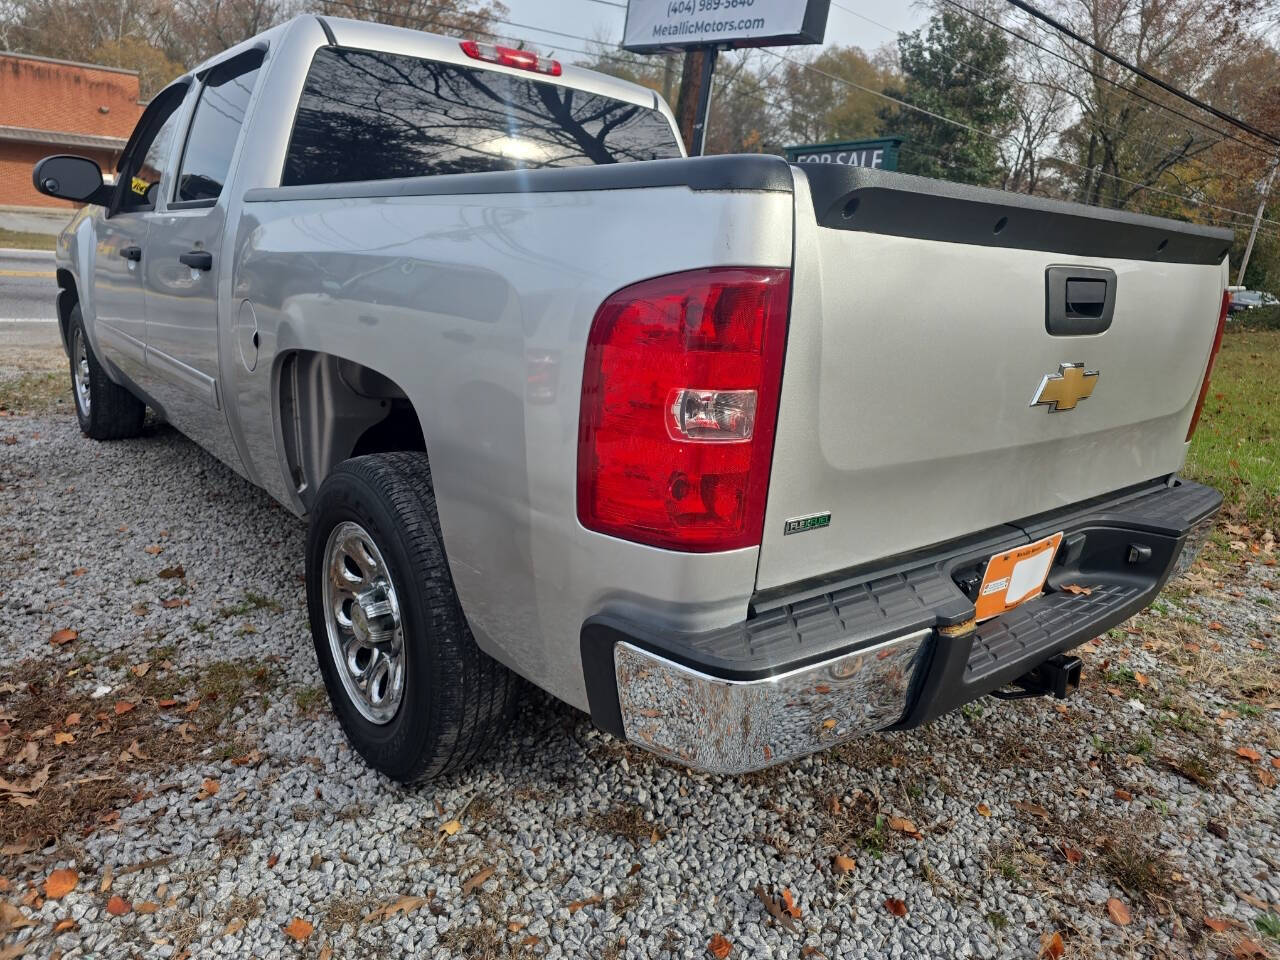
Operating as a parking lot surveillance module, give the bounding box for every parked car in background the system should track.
[35,15,1228,782]
[1229,289,1280,313]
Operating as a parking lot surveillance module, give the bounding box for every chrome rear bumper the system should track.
[613,629,932,774]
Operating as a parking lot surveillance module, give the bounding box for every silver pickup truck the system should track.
[36,15,1229,782]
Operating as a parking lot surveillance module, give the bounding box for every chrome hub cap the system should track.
[322,521,405,724]
[72,329,90,417]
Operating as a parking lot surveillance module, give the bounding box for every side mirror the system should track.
[32,155,112,205]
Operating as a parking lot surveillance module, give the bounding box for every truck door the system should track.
[90,86,187,387]
[142,49,263,463]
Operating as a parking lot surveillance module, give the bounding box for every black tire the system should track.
[68,305,145,440]
[305,452,520,783]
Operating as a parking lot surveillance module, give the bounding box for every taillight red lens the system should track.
[1185,289,1230,441]
[577,267,790,552]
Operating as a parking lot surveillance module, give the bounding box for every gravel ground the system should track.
[2,352,1278,960]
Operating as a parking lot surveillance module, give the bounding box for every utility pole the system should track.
[674,46,720,156]
[1237,159,1277,288]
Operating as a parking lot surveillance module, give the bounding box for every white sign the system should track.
[622,0,829,53]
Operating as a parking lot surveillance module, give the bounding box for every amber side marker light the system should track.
[1185,289,1231,442]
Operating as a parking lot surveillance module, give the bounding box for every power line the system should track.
[830,0,1268,201]
[938,0,1278,164]
[1002,0,1280,149]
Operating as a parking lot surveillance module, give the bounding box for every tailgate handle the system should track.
[1046,266,1115,336]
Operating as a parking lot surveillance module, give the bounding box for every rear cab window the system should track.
[282,47,682,186]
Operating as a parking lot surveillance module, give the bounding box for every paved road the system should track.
[0,247,58,322]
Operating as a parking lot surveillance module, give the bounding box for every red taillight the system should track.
[460,40,562,76]
[577,267,790,552]
[1185,290,1230,441]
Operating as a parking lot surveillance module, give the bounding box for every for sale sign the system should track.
[784,137,903,170]
[622,0,830,53]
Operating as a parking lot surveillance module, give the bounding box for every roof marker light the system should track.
[460,40,562,77]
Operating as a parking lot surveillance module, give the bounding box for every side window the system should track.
[174,50,264,204]
[117,87,187,214]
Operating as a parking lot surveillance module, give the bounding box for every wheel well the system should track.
[55,269,78,351]
[277,351,427,509]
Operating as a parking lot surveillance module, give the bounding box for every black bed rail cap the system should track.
[799,163,1233,266]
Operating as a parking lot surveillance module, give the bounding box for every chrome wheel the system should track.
[72,328,90,417]
[322,521,405,724]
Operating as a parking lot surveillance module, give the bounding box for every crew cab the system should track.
[35,15,1228,780]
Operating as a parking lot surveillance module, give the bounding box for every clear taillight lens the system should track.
[577,267,791,552]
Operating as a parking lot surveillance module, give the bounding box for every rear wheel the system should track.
[68,305,145,440]
[305,452,520,783]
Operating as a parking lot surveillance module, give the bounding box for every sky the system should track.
[494,0,928,62]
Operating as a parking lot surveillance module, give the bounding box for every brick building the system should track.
[0,52,145,209]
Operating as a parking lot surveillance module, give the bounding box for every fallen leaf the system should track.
[49,628,78,646]
[197,778,219,800]
[1114,788,1133,801]
[364,895,426,923]
[1062,583,1093,596]
[99,864,112,892]
[1014,801,1050,820]
[821,718,837,729]
[283,917,313,942]
[113,701,136,716]
[1134,672,1149,687]
[883,897,908,917]
[144,545,163,556]
[223,917,245,936]
[520,936,540,947]
[130,663,151,678]
[135,901,159,914]
[64,712,80,727]
[1203,916,1232,932]
[1234,940,1267,959]
[1107,897,1131,926]
[53,918,77,933]
[0,901,34,932]
[1208,621,1225,631]
[44,869,78,900]
[161,598,186,609]
[888,816,920,838]
[976,803,991,817]
[318,944,333,960]
[708,933,732,959]
[106,895,131,916]
[832,854,855,875]
[567,894,602,914]
[1039,931,1065,959]
[1236,747,1262,763]
[462,866,495,896]
[439,819,462,836]
[780,888,802,919]
[72,567,87,576]
[157,565,185,579]
[231,750,262,767]
[1061,844,1084,864]
[266,854,279,868]
[52,732,74,746]
[753,885,797,932]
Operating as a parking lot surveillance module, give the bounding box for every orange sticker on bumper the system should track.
[974,532,1064,622]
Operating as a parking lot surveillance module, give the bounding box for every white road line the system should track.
[0,317,57,323]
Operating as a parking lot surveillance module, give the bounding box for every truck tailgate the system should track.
[756,166,1231,592]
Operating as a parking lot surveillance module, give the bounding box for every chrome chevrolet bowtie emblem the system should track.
[1031,362,1099,412]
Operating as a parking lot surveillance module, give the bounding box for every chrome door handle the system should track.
[120,246,142,261]
[179,250,212,271]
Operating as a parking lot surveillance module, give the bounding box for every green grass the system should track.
[0,227,56,251]
[1183,329,1280,528]
[0,370,66,414]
